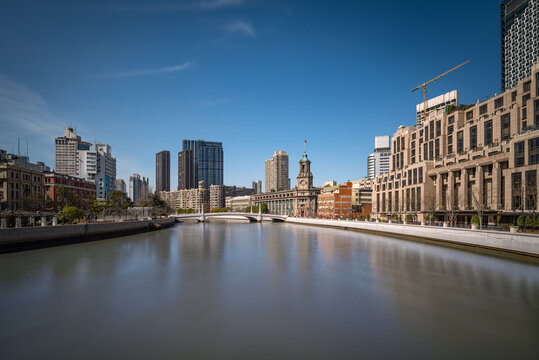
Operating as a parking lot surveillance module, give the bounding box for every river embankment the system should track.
[286,217,539,260]
[0,218,176,253]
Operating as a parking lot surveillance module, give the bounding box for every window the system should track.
[418,167,423,183]
[425,125,429,141]
[428,141,433,160]
[448,144,453,154]
[523,107,527,120]
[501,113,510,141]
[430,123,434,139]
[512,172,522,210]
[448,125,454,134]
[412,133,416,140]
[525,170,537,210]
[435,138,440,158]
[523,81,531,93]
[470,126,477,149]
[436,120,441,137]
[530,137,539,165]
[515,141,525,167]
[448,115,454,124]
[479,104,488,115]
[484,120,493,145]
[511,91,517,102]
[424,143,428,159]
[522,94,530,105]
[495,97,504,108]
[457,131,464,153]
[413,169,417,185]
[466,110,473,120]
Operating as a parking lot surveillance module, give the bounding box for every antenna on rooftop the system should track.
[17,138,20,156]
[26,137,28,157]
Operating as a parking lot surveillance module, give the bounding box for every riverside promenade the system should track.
[286,217,539,259]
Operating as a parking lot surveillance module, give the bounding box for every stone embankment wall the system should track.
[286,218,539,258]
[0,218,176,250]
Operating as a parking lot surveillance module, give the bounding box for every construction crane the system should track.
[412,60,470,124]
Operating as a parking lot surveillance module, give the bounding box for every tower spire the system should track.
[304,139,306,153]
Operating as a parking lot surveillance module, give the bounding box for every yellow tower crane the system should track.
[412,60,470,124]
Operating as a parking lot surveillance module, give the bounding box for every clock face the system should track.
[300,180,306,185]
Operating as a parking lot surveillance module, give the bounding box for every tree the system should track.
[56,185,77,210]
[210,207,227,213]
[22,193,44,212]
[59,206,84,224]
[177,208,194,214]
[422,195,438,225]
[471,186,491,229]
[525,176,538,230]
[88,198,107,220]
[445,192,463,227]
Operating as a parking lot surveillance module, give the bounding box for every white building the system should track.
[129,174,149,204]
[367,136,390,180]
[416,90,458,126]
[55,127,92,177]
[94,143,116,199]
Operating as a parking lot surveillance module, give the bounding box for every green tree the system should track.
[59,206,84,224]
[22,193,44,212]
[210,207,227,213]
[56,185,77,210]
[177,208,194,214]
[88,198,107,220]
[108,191,132,211]
[470,215,480,224]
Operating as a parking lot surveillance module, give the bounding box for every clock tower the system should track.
[297,151,313,190]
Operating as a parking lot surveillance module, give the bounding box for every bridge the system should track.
[173,210,287,223]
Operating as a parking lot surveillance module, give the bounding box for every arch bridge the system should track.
[173,212,287,223]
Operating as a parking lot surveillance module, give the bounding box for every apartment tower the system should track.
[156,150,170,192]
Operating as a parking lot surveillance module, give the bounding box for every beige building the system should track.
[265,151,290,192]
[254,150,320,217]
[0,163,44,212]
[55,126,92,177]
[160,181,210,212]
[225,195,252,211]
[210,184,225,209]
[372,60,539,225]
[351,178,373,207]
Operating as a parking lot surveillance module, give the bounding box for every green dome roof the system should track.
[300,152,309,163]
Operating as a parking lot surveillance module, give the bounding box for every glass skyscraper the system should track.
[182,139,223,188]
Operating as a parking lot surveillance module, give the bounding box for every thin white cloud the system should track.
[0,74,68,164]
[224,20,256,38]
[109,61,195,78]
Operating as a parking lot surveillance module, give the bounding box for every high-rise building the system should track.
[94,143,116,199]
[178,150,193,190]
[367,136,391,179]
[265,151,290,193]
[252,180,262,194]
[156,150,170,192]
[416,90,459,126]
[182,139,223,187]
[501,0,539,90]
[55,126,91,176]
[116,179,127,194]
[129,174,149,204]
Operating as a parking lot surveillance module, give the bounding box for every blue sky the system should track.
[0,0,503,189]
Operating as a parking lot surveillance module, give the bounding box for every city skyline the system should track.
[0,1,508,188]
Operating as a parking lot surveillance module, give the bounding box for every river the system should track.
[1,222,538,359]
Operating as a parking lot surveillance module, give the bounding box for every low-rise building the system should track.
[225,195,252,211]
[317,181,354,219]
[210,184,225,209]
[160,181,210,212]
[44,172,96,211]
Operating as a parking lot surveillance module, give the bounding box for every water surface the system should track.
[1,222,538,359]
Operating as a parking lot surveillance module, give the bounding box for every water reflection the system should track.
[0,222,538,359]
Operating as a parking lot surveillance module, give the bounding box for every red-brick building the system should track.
[317,182,354,219]
[44,172,96,211]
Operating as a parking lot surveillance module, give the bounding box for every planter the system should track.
[443,222,448,228]
[510,226,518,233]
[471,224,479,230]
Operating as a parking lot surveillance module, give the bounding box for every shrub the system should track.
[406,214,413,221]
[425,215,430,221]
[59,206,84,224]
[470,215,480,224]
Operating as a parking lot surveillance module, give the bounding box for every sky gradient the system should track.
[0,0,504,190]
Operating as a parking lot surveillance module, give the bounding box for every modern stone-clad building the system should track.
[156,150,170,192]
[210,184,225,209]
[55,126,92,177]
[253,150,320,217]
[372,61,539,225]
[178,149,194,190]
[501,0,539,90]
[225,195,252,212]
[265,151,290,192]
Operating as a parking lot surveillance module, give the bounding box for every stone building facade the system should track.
[253,151,320,217]
[372,61,539,225]
[160,181,211,212]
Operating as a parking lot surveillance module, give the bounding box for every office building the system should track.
[416,90,459,126]
[116,179,127,194]
[94,143,116,199]
[210,184,225,209]
[252,180,262,194]
[367,136,391,179]
[265,151,290,192]
[55,126,91,176]
[129,174,149,204]
[253,149,320,217]
[182,139,223,187]
[156,150,170,192]
[178,150,194,190]
[501,0,539,90]
[372,61,539,224]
